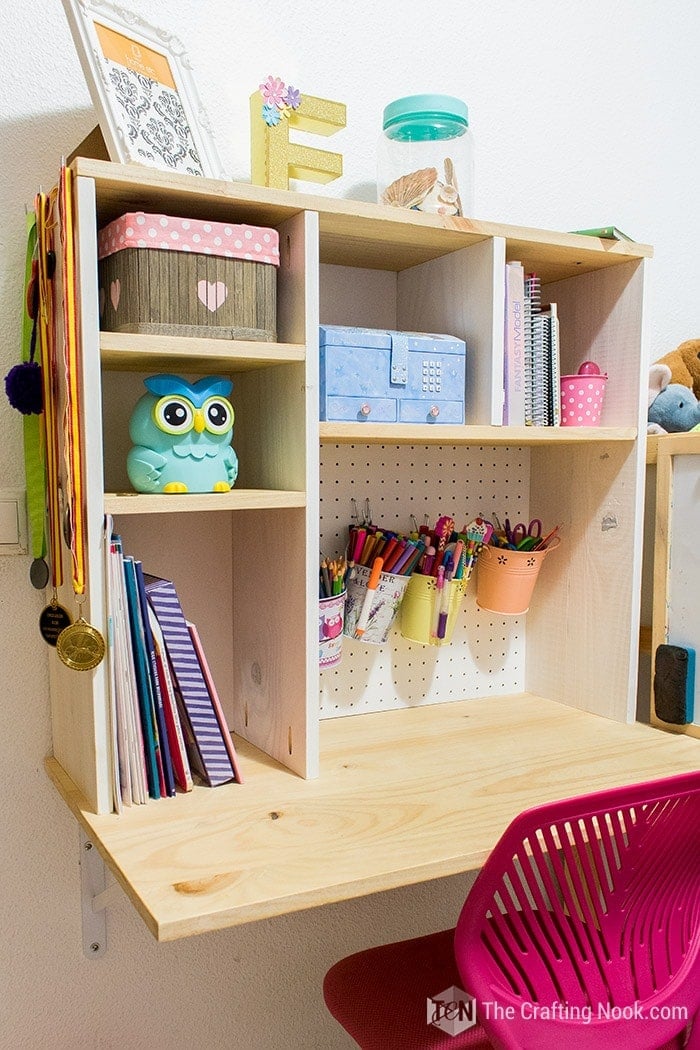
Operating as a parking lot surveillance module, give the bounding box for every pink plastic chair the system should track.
[454,770,700,1050]
[324,772,700,1049]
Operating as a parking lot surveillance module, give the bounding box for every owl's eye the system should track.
[154,395,194,434]
[203,396,233,434]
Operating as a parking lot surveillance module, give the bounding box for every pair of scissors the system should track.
[505,517,542,550]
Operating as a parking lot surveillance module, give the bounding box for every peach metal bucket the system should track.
[476,539,560,616]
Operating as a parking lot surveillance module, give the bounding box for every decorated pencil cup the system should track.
[127,374,238,493]
[476,539,560,616]
[319,590,346,668]
[400,573,467,645]
[344,559,410,645]
[560,361,608,427]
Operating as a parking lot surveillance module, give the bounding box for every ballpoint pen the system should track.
[354,557,383,638]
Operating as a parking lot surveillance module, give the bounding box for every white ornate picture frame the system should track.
[61,0,226,178]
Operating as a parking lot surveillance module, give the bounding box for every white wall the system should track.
[1,1,698,1046]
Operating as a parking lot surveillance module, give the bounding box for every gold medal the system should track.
[39,593,72,646]
[56,616,106,671]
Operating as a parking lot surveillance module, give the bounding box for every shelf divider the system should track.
[104,489,306,515]
[319,423,637,445]
[100,331,305,372]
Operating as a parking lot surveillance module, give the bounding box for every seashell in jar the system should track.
[416,182,460,215]
[381,166,438,208]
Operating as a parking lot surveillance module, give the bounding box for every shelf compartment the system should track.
[45,693,700,941]
[100,332,305,373]
[320,423,637,445]
[104,489,306,515]
[75,158,652,283]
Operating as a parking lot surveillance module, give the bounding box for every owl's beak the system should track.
[193,410,205,434]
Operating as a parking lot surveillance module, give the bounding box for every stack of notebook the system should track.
[104,518,242,812]
[504,265,561,427]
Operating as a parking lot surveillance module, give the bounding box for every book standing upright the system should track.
[503,261,526,425]
[144,574,239,788]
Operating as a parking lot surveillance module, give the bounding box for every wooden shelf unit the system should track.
[44,159,691,942]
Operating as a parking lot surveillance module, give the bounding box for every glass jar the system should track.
[377,94,474,217]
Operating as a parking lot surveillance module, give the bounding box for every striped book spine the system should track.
[144,576,235,787]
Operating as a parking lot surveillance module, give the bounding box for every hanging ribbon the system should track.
[28,188,73,645]
[36,190,64,591]
[21,214,48,580]
[53,163,104,671]
[58,164,86,598]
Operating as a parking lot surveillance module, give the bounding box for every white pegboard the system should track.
[319,443,530,717]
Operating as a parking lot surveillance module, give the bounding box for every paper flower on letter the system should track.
[259,75,286,108]
[283,85,301,109]
[262,103,281,126]
[258,76,303,124]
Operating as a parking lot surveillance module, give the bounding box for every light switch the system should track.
[0,489,28,554]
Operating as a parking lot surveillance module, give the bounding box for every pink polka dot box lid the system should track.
[97,212,280,267]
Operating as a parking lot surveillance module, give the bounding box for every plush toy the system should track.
[653,339,700,400]
[648,362,700,434]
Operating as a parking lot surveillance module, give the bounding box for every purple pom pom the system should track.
[4,361,43,415]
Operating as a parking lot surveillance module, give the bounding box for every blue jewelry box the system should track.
[319,325,467,424]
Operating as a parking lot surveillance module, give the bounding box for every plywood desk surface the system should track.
[46,694,698,941]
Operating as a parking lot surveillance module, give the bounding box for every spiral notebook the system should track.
[523,273,560,427]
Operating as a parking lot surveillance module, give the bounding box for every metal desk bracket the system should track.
[79,829,119,959]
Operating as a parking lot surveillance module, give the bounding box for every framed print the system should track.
[61,0,226,178]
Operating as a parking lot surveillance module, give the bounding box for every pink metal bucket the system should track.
[560,368,607,426]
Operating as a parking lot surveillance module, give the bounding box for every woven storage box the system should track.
[97,212,279,341]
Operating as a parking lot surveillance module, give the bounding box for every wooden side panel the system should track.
[525,261,647,722]
[545,259,646,429]
[396,237,505,425]
[233,211,317,492]
[231,211,319,776]
[527,442,640,721]
[319,264,398,329]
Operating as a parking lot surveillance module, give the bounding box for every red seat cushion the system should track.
[323,927,493,1049]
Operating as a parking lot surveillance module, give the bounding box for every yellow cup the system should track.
[400,574,467,645]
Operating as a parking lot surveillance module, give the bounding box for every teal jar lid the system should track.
[382,94,469,141]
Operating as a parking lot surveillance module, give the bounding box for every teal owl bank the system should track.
[127,374,239,494]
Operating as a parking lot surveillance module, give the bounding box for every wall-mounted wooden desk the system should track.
[46,694,699,942]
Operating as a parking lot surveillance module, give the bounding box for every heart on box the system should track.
[110,279,120,311]
[197,280,228,313]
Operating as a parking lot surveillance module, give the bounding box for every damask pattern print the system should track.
[105,62,204,175]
